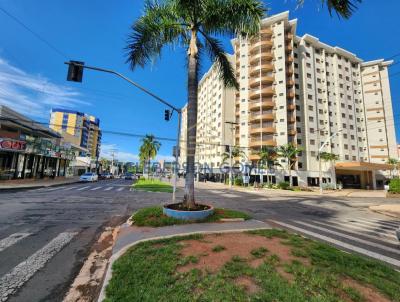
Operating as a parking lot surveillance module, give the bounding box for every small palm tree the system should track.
[222,146,246,162]
[319,152,339,187]
[126,0,264,208]
[277,144,303,187]
[387,157,399,179]
[139,134,161,176]
[257,146,277,185]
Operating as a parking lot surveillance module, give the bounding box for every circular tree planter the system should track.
[163,203,214,220]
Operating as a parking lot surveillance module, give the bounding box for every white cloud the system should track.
[0,57,89,118]
[100,143,174,163]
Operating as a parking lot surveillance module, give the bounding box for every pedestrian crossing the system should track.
[33,184,132,193]
[0,229,77,301]
[272,216,400,267]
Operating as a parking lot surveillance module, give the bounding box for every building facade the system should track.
[179,11,396,189]
[0,106,74,180]
[50,109,102,159]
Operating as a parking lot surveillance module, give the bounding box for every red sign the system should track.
[0,138,27,151]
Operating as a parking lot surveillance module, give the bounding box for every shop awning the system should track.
[335,161,392,171]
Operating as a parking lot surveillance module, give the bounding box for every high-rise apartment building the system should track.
[50,109,101,158]
[180,12,396,189]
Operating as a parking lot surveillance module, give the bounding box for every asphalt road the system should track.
[0,179,399,301]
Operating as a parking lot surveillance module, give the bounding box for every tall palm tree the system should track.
[297,0,361,18]
[319,152,339,187]
[387,157,399,179]
[139,134,161,176]
[277,144,303,187]
[126,0,264,208]
[222,146,246,162]
[257,146,277,185]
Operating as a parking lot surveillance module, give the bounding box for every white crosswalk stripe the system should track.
[90,186,102,191]
[104,187,114,191]
[0,231,77,301]
[116,187,125,192]
[63,186,78,191]
[0,232,31,252]
[347,217,399,229]
[336,220,398,240]
[272,220,400,267]
[76,186,90,191]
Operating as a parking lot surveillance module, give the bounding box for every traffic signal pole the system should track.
[65,61,181,202]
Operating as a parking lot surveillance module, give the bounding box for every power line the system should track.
[0,5,69,59]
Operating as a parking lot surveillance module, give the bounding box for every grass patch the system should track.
[212,245,226,252]
[131,206,250,227]
[250,247,268,258]
[105,229,400,302]
[132,178,173,193]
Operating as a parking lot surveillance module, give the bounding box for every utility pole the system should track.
[225,121,238,189]
[319,129,342,194]
[65,61,181,203]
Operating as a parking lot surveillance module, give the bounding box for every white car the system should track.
[80,172,98,182]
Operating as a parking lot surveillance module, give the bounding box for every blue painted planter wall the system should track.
[163,205,214,220]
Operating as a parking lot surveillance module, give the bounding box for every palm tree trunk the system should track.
[288,161,292,187]
[183,29,198,208]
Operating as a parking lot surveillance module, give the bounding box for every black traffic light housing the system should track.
[164,109,171,121]
[67,61,84,82]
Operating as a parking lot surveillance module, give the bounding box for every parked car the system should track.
[100,172,113,179]
[80,172,98,182]
[124,173,135,180]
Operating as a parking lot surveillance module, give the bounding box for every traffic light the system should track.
[67,61,84,82]
[164,109,170,121]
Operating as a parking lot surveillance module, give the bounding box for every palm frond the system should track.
[297,0,361,19]
[125,0,186,69]
[201,0,265,38]
[201,33,238,89]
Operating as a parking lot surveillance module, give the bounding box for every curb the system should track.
[0,180,81,192]
[97,225,270,302]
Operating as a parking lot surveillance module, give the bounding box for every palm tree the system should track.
[99,157,110,172]
[297,0,361,19]
[387,157,399,179]
[222,146,246,162]
[319,152,339,188]
[139,134,161,177]
[257,146,277,185]
[126,0,264,208]
[276,144,303,187]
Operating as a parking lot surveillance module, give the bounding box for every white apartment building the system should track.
[180,11,396,189]
[179,56,236,180]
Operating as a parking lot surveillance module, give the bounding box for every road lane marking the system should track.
[104,187,114,191]
[341,220,397,236]
[294,221,400,255]
[46,187,63,191]
[0,232,31,252]
[272,220,400,267]
[76,186,90,191]
[116,187,124,192]
[0,231,77,300]
[349,217,398,229]
[313,220,398,242]
[90,186,102,191]
[63,186,78,191]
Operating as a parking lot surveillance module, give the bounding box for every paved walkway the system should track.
[370,204,400,218]
[98,219,270,301]
[0,177,80,191]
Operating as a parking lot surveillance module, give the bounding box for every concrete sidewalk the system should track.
[98,219,270,301]
[370,204,400,218]
[0,177,80,191]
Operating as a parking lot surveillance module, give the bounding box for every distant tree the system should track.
[257,146,277,185]
[319,152,339,187]
[99,157,110,171]
[222,146,246,163]
[277,144,303,187]
[139,134,161,176]
[387,157,399,179]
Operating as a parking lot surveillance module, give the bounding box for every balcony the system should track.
[286,33,293,40]
[249,63,274,77]
[249,111,275,121]
[249,154,261,161]
[286,56,293,63]
[285,45,293,53]
[287,104,296,111]
[249,76,274,88]
[286,68,293,75]
[286,80,294,87]
[260,27,273,36]
[249,126,276,135]
[249,40,273,54]
[249,139,276,148]
[249,87,275,100]
[249,52,273,64]
[287,91,295,98]
[287,116,296,123]
[288,128,297,136]
[248,100,275,111]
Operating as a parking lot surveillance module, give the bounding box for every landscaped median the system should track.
[104,228,400,302]
[131,178,173,193]
[130,206,251,227]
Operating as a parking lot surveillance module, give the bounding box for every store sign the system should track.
[0,138,27,151]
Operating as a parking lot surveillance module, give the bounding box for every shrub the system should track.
[389,178,400,193]
[234,176,243,186]
[277,181,290,190]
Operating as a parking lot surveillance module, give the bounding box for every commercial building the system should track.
[179,11,396,189]
[50,109,102,159]
[0,106,74,180]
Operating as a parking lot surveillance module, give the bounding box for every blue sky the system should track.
[0,0,399,162]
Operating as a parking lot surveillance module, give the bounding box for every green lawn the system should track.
[132,178,173,193]
[131,206,251,227]
[105,229,400,302]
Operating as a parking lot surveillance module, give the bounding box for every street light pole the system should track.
[225,121,238,189]
[319,129,343,194]
[65,61,181,202]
